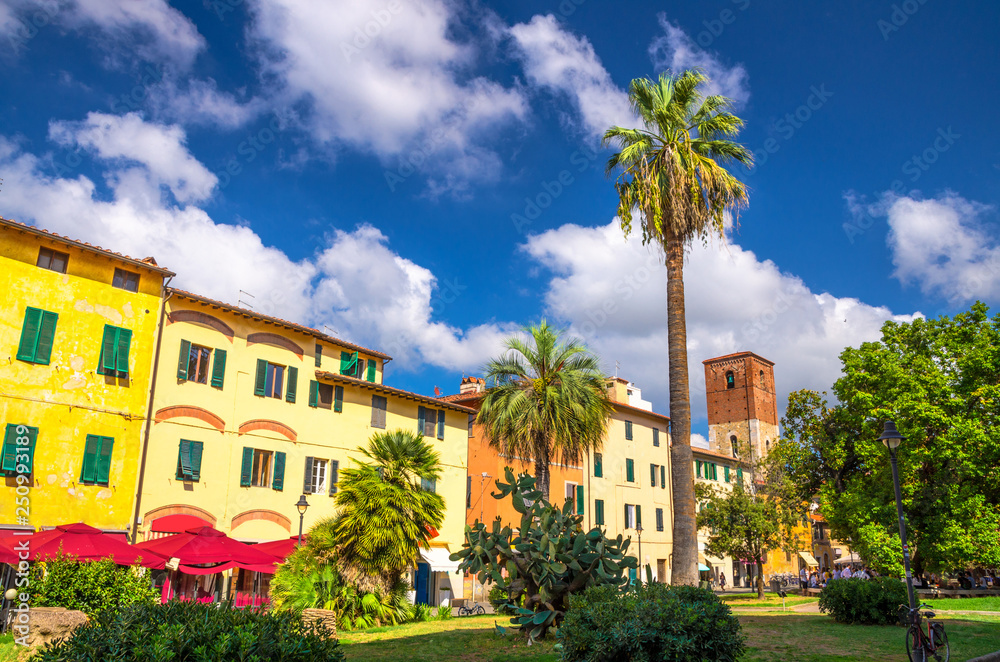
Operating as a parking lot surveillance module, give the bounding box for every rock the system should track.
[301,608,338,637]
[24,607,89,648]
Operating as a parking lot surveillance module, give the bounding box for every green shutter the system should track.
[16,307,42,362]
[115,329,131,375]
[254,359,267,396]
[417,406,426,435]
[595,499,604,525]
[340,351,357,376]
[661,465,666,490]
[576,485,584,515]
[0,425,34,474]
[211,349,226,388]
[594,453,602,478]
[272,451,286,490]
[1,425,18,472]
[314,344,322,368]
[304,457,314,493]
[329,460,339,495]
[308,380,319,407]
[177,340,191,380]
[99,325,118,374]
[737,467,743,484]
[190,441,203,481]
[240,447,253,486]
[653,428,659,447]
[436,410,445,439]
[178,439,192,478]
[95,437,113,484]
[34,311,57,365]
[626,458,634,482]
[286,366,298,403]
[696,460,702,478]
[625,503,629,526]
[334,385,343,412]
[625,420,633,440]
[650,463,656,487]
[366,360,376,382]
[80,435,100,482]
[725,466,731,482]
[636,504,641,527]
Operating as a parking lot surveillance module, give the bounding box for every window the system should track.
[340,351,361,377]
[16,307,58,365]
[97,325,132,377]
[36,247,68,273]
[564,483,583,515]
[468,413,475,438]
[314,344,322,368]
[80,435,113,485]
[254,359,295,401]
[785,550,792,562]
[724,465,731,483]
[308,381,335,409]
[371,395,387,428]
[650,463,658,487]
[467,475,472,508]
[176,440,204,481]
[240,447,286,490]
[595,499,605,525]
[1,424,38,476]
[593,452,603,478]
[187,345,211,383]
[765,439,770,453]
[624,503,641,529]
[695,460,702,478]
[725,371,735,389]
[421,476,436,493]
[303,457,331,495]
[709,463,718,481]
[736,467,744,484]
[625,420,633,440]
[330,460,339,494]
[334,385,343,412]
[366,360,376,382]
[176,340,226,388]
[418,406,445,439]
[730,435,739,457]
[660,465,666,490]
[759,369,765,385]
[112,268,139,292]
[656,507,664,532]
[625,458,635,482]
[652,428,659,447]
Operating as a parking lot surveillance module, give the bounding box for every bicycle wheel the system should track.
[929,624,949,662]
[475,605,485,615]
[905,625,923,662]
[458,606,470,616]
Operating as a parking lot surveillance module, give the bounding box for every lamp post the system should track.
[878,420,916,613]
[295,494,310,546]
[636,523,643,581]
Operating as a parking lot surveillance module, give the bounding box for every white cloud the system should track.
[48,112,217,204]
[856,192,1000,304]
[246,0,526,185]
[648,14,750,106]
[522,221,919,428]
[0,117,509,375]
[148,78,266,130]
[1,0,204,68]
[508,14,631,139]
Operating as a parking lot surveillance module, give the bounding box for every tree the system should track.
[477,321,613,500]
[603,70,753,585]
[696,441,805,598]
[774,303,1000,576]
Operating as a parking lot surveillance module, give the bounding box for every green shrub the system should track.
[818,577,908,625]
[410,603,433,622]
[488,584,517,615]
[559,583,745,662]
[30,556,158,618]
[32,601,344,662]
[437,603,455,620]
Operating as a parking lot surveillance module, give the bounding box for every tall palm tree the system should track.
[331,429,445,591]
[478,320,614,500]
[603,70,753,586]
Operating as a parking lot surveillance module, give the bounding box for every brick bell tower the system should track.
[702,352,779,461]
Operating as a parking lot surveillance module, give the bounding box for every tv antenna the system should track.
[238,290,255,309]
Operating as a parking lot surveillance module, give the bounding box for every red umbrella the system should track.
[0,523,163,568]
[254,536,305,562]
[134,526,280,569]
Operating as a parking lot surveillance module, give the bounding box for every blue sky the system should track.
[2,0,998,438]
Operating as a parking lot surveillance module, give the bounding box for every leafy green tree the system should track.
[603,70,753,586]
[774,303,1000,576]
[477,321,613,500]
[31,556,158,618]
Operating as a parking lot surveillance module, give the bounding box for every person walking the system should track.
[720,571,727,590]
[799,567,807,590]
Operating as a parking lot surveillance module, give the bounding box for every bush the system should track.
[30,556,158,618]
[410,603,433,622]
[818,577,908,625]
[559,583,746,662]
[32,601,345,662]
[488,584,517,615]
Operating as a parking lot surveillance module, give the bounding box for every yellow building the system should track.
[0,217,173,535]
[692,445,740,586]
[135,289,473,605]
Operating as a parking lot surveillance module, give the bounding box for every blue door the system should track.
[415,563,430,605]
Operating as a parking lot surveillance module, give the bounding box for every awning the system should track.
[839,553,862,564]
[798,551,819,567]
[420,547,460,573]
[151,514,212,533]
[698,564,711,572]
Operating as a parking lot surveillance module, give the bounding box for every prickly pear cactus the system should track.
[450,468,637,641]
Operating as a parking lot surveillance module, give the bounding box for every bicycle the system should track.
[901,603,949,662]
[458,602,486,616]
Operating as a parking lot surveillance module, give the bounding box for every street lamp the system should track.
[295,494,310,546]
[636,522,643,582]
[878,420,916,613]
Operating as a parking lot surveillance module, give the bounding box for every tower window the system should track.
[730,435,738,457]
[759,369,764,385]
[765,439,770,453]
[725,371,735,389]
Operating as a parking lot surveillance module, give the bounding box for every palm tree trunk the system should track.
[534,436,551,502]
[665,237,698,587]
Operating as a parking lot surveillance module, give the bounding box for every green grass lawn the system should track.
[925,596,1000,612]
[722,593,817,608]
[338,613,1000,662]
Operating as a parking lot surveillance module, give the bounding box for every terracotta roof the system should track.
[702,351,774,366]
[315,370,475,413]
[610,400,670,423]
[0,216,175,277]
[436,391,670,423]
[691,446,743,462]
[169,288,391,360]
[438,392,481,404]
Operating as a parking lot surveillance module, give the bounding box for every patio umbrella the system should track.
[134,526,280,569]
[0,523,163,568]
[253,536,305,562]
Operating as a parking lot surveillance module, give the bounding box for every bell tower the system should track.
[702,352,779,461]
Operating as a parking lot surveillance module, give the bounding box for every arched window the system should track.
[730,435,738,457]
[759,369,764,384]
[765,439,770,453]
[725,371,735,389]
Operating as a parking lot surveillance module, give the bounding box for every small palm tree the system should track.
[603,69,753,586]
[331,429,445,591]
[477,321,614,500]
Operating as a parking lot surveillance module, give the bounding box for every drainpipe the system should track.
[130,281,173,543]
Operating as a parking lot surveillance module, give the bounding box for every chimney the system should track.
[459,376,485,395]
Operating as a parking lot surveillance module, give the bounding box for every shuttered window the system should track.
[736,467,743,484]
[176,440,204,481]
[650,463,657,487]
[211,349,226,388]
[625,458,634,483]
[466,475,472,508]
[366,360,376,382]
[594,452,603,478]
[575,485,584,515]
[333,386,344,412]
[242,448,279,488]
[286,367,298,403]
[303,457,328,494]
[340,351,359,377]
[660,465,666,490]
[80,435,113,485]
[625,420,633,440]
[314,344,322,368]
[656,507,664,532]
[254,360,285,398]
[96,325,131,377]
[418,406,445,438]
[371,395,387,429]
[595,499,605,525]
[329,460,339,495]
[653,428,659,447]
[695,460,702,478]
[272,451,286,490]
[1,424,38,475]
[724,465,731,482]
[16,307,58,365]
